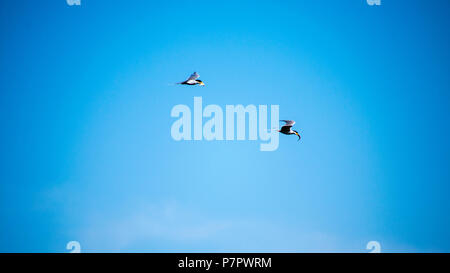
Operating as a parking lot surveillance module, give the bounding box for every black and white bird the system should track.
[278,120,301,141]
[177,72,205,86]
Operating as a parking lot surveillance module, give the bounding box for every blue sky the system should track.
[0,0,449,252]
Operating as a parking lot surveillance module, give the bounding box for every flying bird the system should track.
[177,72,205,86]
[279,120,301,141]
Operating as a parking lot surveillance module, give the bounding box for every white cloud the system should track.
[73,200,343,252]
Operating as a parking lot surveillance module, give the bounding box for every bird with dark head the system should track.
[177,72,205,86]
[278,120,301,141]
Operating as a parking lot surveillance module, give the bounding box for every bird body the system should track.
[178,72,205,86]
[278,120,301,141]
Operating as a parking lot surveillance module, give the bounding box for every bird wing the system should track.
[280,120,295,126]
[186,72,200,81]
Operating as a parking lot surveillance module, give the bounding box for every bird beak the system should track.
[200,82,205,86]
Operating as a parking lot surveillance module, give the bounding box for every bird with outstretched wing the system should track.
[278,120,301,141]
[177,72,205,86]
